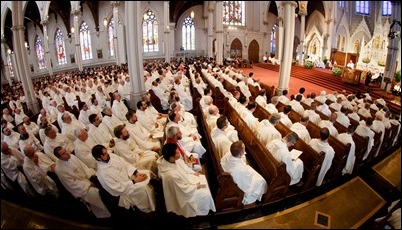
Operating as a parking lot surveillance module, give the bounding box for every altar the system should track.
[339,65,363,85]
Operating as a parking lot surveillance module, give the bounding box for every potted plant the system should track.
[332,66,343,77]
[304,60,314,69]
[362,57,371,64]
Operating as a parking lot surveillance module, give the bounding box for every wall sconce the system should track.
[190,10,195,19]
[25,41,30,54]
[7,49,11,55]
[103,18,108,27]
[71,27,75,34]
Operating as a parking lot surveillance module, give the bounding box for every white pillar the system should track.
[41,19,53,76]
[126,1,145,109]
[215,1,224,65]
[111,1,121,65]
[277,17,284,61]
[164,1,170,63]
[298,13,306,65]
[383,1,401,93]
[277,1,297,95]
[72,9,83,71]
[11,1,39,114]
[1,39,13,85]
[208,6,214,58]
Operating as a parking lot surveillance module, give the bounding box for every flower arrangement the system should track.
[378,61,386,67]
[332,67,343,77]
[362,57,371,63]
[304,60,314,69]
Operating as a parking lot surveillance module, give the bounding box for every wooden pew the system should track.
[197,99,245,213]
[352,133,369,170]
[259,82,275,103]
[366,130,383,162]
[223,98,291,203]
[274,122,325,191]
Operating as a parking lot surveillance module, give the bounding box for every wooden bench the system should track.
[197,99,244,213]
[223,98,291,204]
[352,133,369,170]
[366,130,383,162]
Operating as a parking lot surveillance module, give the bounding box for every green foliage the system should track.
[292,59,296,65]
[362,57,371,63]
[332,67,343,77]
[323,57,328,65]
[378,61,386,67]
[395,70,401,83]
[304,60,314,69]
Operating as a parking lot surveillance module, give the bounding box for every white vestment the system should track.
[111,100,129,122]
[125,122,161,151]
[355,124,375,160]
[114,138,159,175]
[290,122,311,143]
[44,134,75,162]
[267,139,304,185]
[255,120,282,146]
[210,127,235,159]
[318,120,339,137]
[3,131,20,150]
[23,156,58,196]
[88,123,113,148]
[337,133,356,175]
[55,155,111,218]
[303,109,321,125]
[102,115,124,137]
[96,154,156,212]
[61,119,86,142]
[309,139,335,186]
[220,152,267,205]
[371,120,385,157]
[74,137,98,170]
[156,156,216,217]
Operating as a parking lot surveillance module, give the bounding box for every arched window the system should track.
[55,28,67,65]
[142,9,159,52]
[355,1,369,15]
[80,21,93,60]
[382,1,392,16]
[270,24,277,54]
[182,16,195,50]
[108,18,115,56]
[35,35,46,69]
[223,1,245,26]
[6,51,14,78]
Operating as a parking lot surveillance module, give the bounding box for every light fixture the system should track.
[190,10,195,19]
[71,27,75,34]
[103,18,108,27]
[7,49,11,54]
[144,12,149,20]
[25,41,30,54]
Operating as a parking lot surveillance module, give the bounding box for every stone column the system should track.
[207,3,215,58]
[126,1,145,110]
[111,1,121,65]
[11,1,39,114]
[164,1,170,63]
[41,19,53,76]
[71,9,83,71]
[276,1,297,95]
[1,37,12,85]
[298,12,306,65]
[215,1,224,64]
[277,17,284,61]
[383,1,401,92]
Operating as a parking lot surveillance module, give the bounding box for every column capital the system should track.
[324,19,333,24]
[111,1,120,7]
[277,17,283,22]
[11,25,25,31]
[40,19,49,26]
[299,12,307,17]
[71,9,81,16]
[282,1,298,7]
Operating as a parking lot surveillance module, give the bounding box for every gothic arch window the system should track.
[354,39,360,53]
[270,24,277,54]
[142,9,159,52]
[355,1,369,15]
[223,1,245,26]
[182,16,195,50]
[339,1,345,8]
[55,28,67,65]
[108,18,115,56]
[80,21,93,60]
[382,1,391,16]
[35,35,46,69]
[6,51,14,78]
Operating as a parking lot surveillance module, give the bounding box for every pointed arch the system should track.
[80,21,92,60]
[107,18,115,56]
[248,39,259,63]
[54,28,67,65]
[182,16,195,50]
[34,35,46,69]
[142,9,159,52]
[230,38,242,58]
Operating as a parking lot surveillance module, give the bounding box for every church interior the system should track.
[1,1,401,229]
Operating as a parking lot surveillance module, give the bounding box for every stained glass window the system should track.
[339,1,345,8]
[108,18,115,56]
[6,52,14,78]
[80,21,93,60]
[223,1,245,26]
[356,1,369,15]
[182,16,195,50]
[382,1,391,16]
[142,9,159,52]
[35,35,46,69]
[55,28,67,65]
[270,24,277,54]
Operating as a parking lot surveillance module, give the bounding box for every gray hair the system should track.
[166,126,180,138]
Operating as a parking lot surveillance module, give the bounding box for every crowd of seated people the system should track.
[1,57,401,227]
